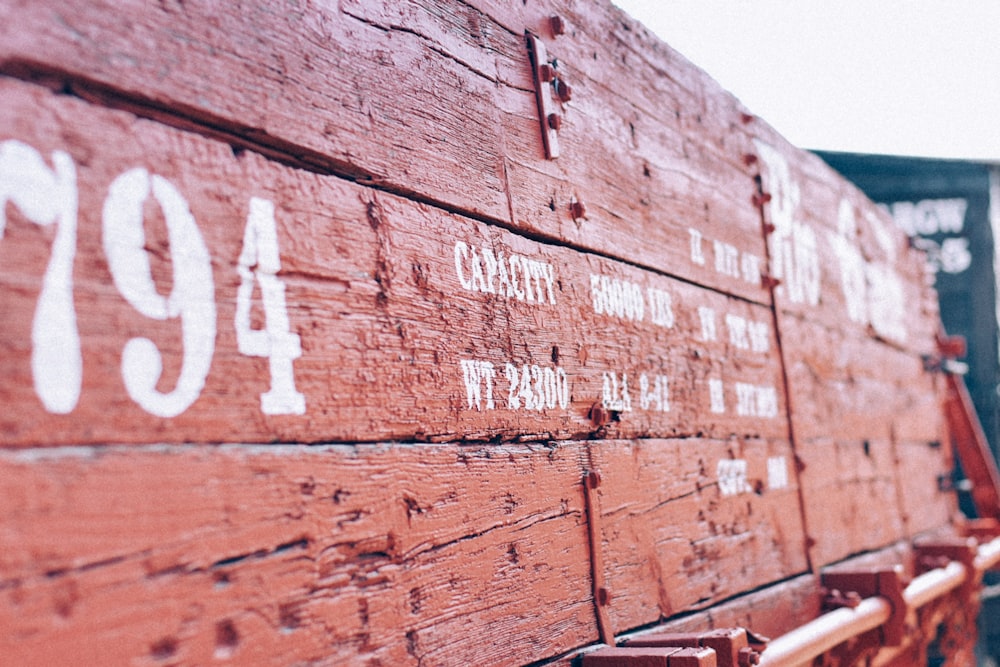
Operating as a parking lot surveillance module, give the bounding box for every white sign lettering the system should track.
[638,373,670,412]
[689,227,705,265]
[454,241,555,305]
[831,199,907,342]
[709,378,726,414]
[734,382,778,418]
[888,198,967,237]
[506,362,569,411]
[717,459,753,497]
[754,140,821,306]
[767,456,789,490]
[602,370,632,412]
[699,306,717,342]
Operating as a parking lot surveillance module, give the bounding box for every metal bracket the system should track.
[583,470,614,646]
[526,32,569,160]
[822,567,908,646]
[623,627,764,667]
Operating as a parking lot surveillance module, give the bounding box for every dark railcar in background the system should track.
[817,151,1000,664]
[816,152,1000,462]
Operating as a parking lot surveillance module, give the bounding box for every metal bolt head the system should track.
[738,647,761,666]
[547,113,562,131]
[550,15,567,36]
[554,78,573,102]
[569,200,587,220]
[539,63,555,83]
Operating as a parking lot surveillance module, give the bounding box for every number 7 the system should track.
[0,140,81,414]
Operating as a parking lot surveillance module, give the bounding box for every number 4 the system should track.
[235,197,305,415]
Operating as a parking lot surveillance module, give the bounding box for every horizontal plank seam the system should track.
[0,61,772,310]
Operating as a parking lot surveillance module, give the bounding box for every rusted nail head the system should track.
[547,113,562,131]
[539,63,555,83]
[587,471,602,489]
[762,222,777,235]
[554,78,573,102]
[738,647,761,666]
[550,15,567,36]
[740,112,755,124]
[597,587,611,606]
[570,200,587,219]
[742,154,758,166]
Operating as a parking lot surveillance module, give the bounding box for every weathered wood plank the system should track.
[0,436,808,665]
[750,126,938,353]
[743,125,953,567]
[0,442,595,665]
[0,0,768,302]
[0,76,788,446]
[590,438,808,632]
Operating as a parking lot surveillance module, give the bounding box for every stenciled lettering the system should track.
[454,241,556,305]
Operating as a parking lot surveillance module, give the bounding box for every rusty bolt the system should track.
[597,587,611,606]
[589,401,608,426]
[550,15,567,36]
[569,200,587,220]
[740,112,755,125]
[762,222,777,236]
[554,78,573,102]
[738,647,762,666]
[742,154,758,166]
[539,63,555,83]
[751,192,773,207]
[587,470,602,489]
[547,113,562,131]
[760,274,781,290]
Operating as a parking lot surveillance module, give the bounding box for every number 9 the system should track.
[102,168,216,418]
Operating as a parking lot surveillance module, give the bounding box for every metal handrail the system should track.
[903,561,967,609]
[757,597,891,666]
[757,544,989,667]
[974,535,1000,572]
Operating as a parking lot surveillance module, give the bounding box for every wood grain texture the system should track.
[0,436,808,665]
[0,76,788,447]
[744,124,954,567]
[0,0,767,302]
[0,0,966,663]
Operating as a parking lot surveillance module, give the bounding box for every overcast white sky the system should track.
[612,1,1000,161]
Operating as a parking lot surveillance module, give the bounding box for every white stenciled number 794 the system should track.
[0,138,306,418]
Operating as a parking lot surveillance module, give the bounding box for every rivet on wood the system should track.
[554,78,572,102]
[760,274,781,289]
[742,154,758,166]
[740,112,755,124]
[550,15,567,36]
[597,586,610,606]
[762,222,777,235]
[570,200,587,220]
[752,192,772,207]
[547,113,562,131]
[587,470,602,489]
[539,63,555,83]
